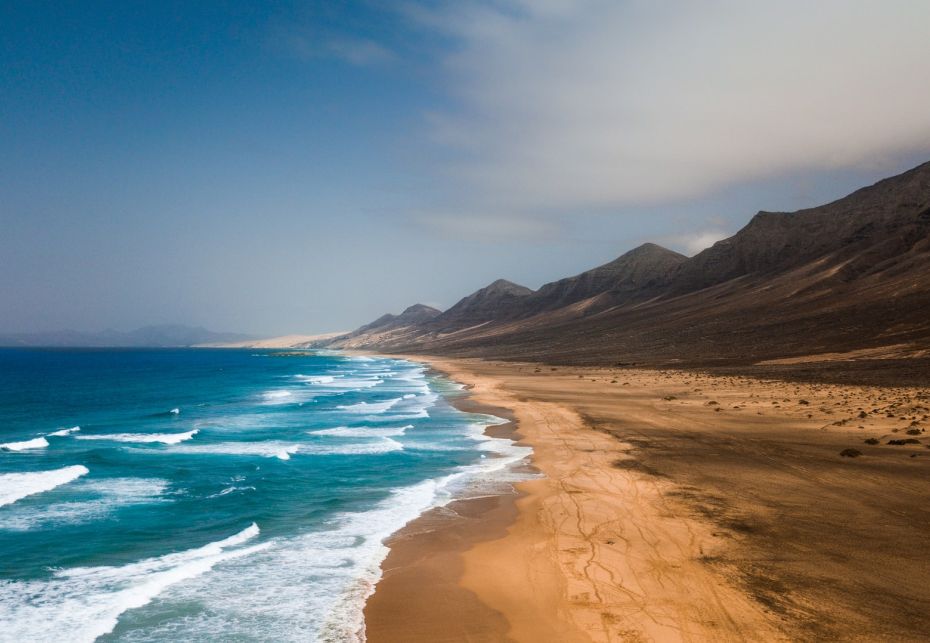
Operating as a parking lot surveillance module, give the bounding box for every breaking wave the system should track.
[0,465,90,507]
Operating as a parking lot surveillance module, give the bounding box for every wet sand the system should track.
[364,398,524,642]
[366,358,930,641]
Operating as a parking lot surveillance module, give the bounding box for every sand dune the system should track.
[196,332,346,349]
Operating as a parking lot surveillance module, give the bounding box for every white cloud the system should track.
[671,230,732,256]
[415,0,930,211]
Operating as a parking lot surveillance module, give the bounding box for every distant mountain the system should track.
[320,304,441,350]
[0,324,255,348]
[327,245,691,349]
[324,159,930,370]
[354,304,442,335]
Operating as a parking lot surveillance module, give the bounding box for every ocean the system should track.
[0,348,530,642]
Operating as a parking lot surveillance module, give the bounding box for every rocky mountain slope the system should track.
[431,280,534,330]
[521,243,686,316]
[323,304,441,350]
[324,160,930,370]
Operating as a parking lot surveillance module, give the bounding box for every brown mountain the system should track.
[326,304,441,349]
[521,243,687,316]
[325,160,930,379]
[355,304,442,334]
[669,162,930,294]
[431,279,535,330]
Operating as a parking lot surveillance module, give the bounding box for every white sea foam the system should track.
[48,426,81,437]
[336,398,402,414]
[164,437,403,460]
[0,353,531,642]
[402,392,438,411]
[295,375,334,384]
[261,390,296,403]
[311,425,412,438]
[166,441,302,461]
[124,415,527,641]
[121,478,453,642]
[193,413,280,433]
[76,429,198,445]
[0,465,89,507]
[374,413,429,423]
[455,419,535,492]
[369,392,437,422]
[170,408,180,415]
[1,478,169,531]
[0,436,49,451]
[261,385,326,405]
[125,420,530,642]
[305,437,404,456]
[295,374,382,392]
[0,523,269,643]
[207,485,256,499]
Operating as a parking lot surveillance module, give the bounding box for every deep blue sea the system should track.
[0,348,529,642]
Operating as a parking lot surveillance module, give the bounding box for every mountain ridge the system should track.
[321,160,930,371]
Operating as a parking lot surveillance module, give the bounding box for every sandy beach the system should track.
[366,358,930,642]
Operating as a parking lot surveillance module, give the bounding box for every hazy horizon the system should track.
[4,1,930,336]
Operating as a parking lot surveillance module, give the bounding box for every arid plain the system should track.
[366,358,930,642]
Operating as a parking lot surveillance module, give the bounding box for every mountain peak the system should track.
[431,279,534,329]
[517,242,687,317]
[400,303,442,317]
[628,242,675,255]
[606,243,686,266]
[483,279,534,296]
[351,303,441,336]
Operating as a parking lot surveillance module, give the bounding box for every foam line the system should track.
[311,425,412,438]
[336,398,402,414]
[0,523,268,642]
[76,429,198,445]
[0,437,49,451]
[0,465,89,507]
[48,426,81,437]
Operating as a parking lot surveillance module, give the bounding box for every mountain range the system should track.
[319,160,930,375]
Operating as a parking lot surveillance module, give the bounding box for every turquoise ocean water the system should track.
[0,348,529,642]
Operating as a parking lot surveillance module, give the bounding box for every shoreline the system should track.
[364,356,771,642]
[364,356,930,641]
[363,361,531,642]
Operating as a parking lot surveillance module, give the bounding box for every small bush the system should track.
[840,448,862,458]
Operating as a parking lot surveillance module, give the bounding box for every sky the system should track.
[2,0,930,336]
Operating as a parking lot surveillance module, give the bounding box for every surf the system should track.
[0,465,90,507]
[0,436,49,451]
[0,523,268,643]
[75,429,198,444]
